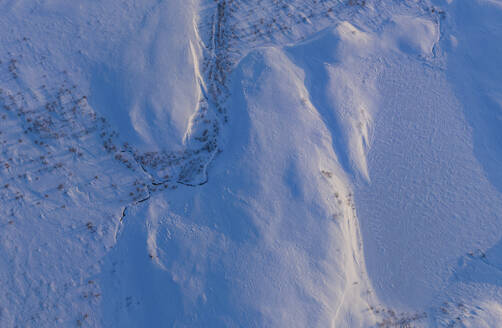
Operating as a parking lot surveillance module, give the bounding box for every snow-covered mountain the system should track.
[1,0,502,327]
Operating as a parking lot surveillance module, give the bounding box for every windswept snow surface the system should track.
[0,0,502,327]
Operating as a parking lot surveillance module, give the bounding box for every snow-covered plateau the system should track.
[0,0,501,327]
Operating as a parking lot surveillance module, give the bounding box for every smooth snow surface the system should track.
[1,0,502,327]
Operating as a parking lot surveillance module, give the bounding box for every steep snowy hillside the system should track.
[0,0,501,327]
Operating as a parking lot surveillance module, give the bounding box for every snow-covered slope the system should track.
[101,46,378,327]
[1,0,502,327]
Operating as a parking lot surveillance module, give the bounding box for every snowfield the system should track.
[0,0,502,327]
